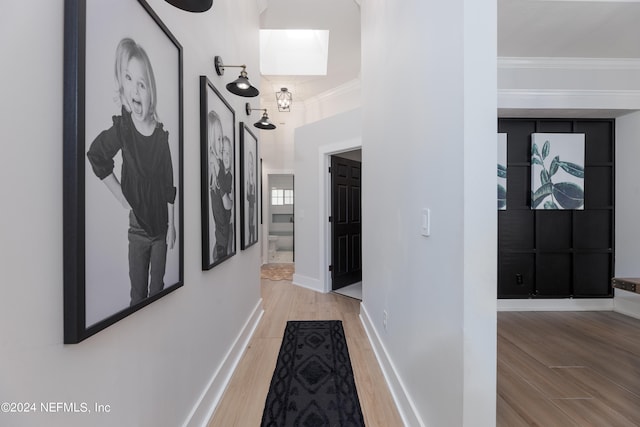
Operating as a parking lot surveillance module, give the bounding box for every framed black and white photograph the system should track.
[63,0,184,343]
[200,76,236,269]
[240,122,259,249]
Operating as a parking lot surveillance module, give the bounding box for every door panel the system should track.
[331,156,362,290]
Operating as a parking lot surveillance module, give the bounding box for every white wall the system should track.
[614,111,640,318]
[303,79,362,124]
[258,78,361,263]
[258,78,361,175]
[293,109,362,292]
[1,1,262,426]
[360,0,497,425]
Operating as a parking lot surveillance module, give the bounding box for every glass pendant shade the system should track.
[276,88,292,112]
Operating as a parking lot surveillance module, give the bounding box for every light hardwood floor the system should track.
[208,275,640,426]
[498,311,640,426]
[207,278,404,426]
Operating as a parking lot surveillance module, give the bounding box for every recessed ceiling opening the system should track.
[260,29,330,76]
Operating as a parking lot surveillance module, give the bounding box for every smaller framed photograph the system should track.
[240,122,259,249]
[200,76,236,269]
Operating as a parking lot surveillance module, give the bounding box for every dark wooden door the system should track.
[331,156,362,290]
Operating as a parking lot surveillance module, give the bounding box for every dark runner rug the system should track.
[261,320,366,427]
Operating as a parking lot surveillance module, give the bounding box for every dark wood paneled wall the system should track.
[497,119,615,298]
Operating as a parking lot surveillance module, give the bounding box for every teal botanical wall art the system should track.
[531,133,585,210]
[498,133,507,210]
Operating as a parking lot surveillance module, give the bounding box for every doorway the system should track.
[267,174,294,263]
[330,151,362,299]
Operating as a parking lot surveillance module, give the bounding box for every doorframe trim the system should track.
[319,138,362,293]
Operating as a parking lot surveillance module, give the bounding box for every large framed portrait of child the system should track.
[200,76,236,270]
[239,123,259,250]
[63,0,184,343]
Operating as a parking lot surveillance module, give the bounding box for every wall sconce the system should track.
[165,0,213,12]
[245,103,276,130]
[214,56,259,97]
[276,87,292,112]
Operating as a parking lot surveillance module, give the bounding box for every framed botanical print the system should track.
[531,133,585,210]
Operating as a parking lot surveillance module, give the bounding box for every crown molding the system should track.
[303,78,361,108]
[498,57,640,70]
[498,88,640,110]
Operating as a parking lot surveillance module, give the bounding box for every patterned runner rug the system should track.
[261,320,365,427]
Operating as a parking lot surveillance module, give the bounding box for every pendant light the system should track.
[276,87,292,112]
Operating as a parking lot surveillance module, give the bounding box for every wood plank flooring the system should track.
[207,278,404,427]
[498,311,640,426]
[208,273,640,426]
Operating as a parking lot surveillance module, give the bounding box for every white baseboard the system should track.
[614,290,640,320]
[292,273,324,293]
[497,298,614,311]
[359,303,424,427]
[182,299,264,427]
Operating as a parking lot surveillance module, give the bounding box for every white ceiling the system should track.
[498,0,640,58]
[258,0,640,104]
[258,0,361,104]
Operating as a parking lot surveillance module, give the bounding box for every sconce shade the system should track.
[246,103,276,130]
[227,74,260,97]
[165,0,212,12]
[276,87,292,112]
[255,112,276,130]
[214,56,259,97]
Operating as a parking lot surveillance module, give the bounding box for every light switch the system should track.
[421,208,430,237]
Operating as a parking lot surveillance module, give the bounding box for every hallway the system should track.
[207,275,403,426]
[208,271,640,426]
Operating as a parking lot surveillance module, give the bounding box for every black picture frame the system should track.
[63,0,184,344]
[240,123,259,249]
[200,76,237,269]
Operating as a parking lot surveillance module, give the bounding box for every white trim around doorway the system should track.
[318,138,362,294]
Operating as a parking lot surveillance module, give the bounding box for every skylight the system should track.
[260,30,330,76]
